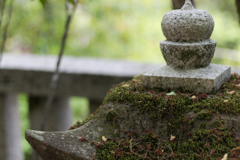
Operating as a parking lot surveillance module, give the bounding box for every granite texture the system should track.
[160,39,216,69]
[142,64,231,93]
[161,0,214,42]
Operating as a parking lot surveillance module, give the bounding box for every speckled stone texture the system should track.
[161,0,214,42]
[160,39,216,69]
[142,64,231,93]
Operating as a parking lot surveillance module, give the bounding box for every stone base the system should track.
[142,64,231,93]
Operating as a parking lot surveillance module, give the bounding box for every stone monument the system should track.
[25,1,240,159]
[142,0,231,93]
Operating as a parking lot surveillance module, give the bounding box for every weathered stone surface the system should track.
[160,39,216,69]
[142,64,231,93]
[26,130,95,160]
[162,0,214,42]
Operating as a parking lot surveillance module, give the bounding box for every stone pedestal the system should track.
[0,93,23,160]
[142,64,231,93]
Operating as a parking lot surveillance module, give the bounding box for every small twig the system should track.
[0,0,14,65]
[211,134,220,140]
[166,144,173,153]
[0,0,7,28]
[236,0,240,24]
[129,138,145,158]
[217,111,224,128]
[41,0,79,131]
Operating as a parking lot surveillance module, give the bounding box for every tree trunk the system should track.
[236,0,240,23]
[172,0,195,9]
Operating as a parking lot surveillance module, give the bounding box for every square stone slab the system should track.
[142,64,231,93]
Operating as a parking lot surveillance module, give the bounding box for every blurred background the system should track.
[1,0,240,159]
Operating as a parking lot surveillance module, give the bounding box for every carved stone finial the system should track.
[181,0,195,10]
[162,1,214,43]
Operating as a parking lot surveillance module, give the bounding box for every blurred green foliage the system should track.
[6,0,240,64]
[10,0,240,159]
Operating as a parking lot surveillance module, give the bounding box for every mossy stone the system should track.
[26,73,240,160]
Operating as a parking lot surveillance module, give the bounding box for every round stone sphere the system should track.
[161,1,214,42]
[160,39,216,69]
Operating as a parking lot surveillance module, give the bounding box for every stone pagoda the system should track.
[25,1,239,160]
[142,0,231,93]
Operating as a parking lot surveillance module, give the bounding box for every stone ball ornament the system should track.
[160,0,216,69]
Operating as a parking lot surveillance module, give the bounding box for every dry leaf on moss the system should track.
[170,134,175,141]
[221,153,228,160]
[166,91,177,96]
[102,136,107,142]
[122,84,130,88]
[191,96,197,100]
[227,91,236,95]
[224,100,229,103]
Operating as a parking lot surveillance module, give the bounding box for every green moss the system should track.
[69,109,100,130]
[197,110,213,120]
[93,73,240,159]
[106,111,117,121]
[189,118,195,125]
[96,128,239,159]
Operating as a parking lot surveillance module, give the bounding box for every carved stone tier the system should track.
[142,64,231,93]
[161,39,216,69]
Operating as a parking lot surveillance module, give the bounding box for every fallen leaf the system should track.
[227,91,236,95]
[132,79,137,83]
[102,136,107,142]
[191,96,197,100]
[166,91,177,96]
[221,153,228,160]
[236,84,240,87]
[170,134,175,141]
[122,84,130,88]
[224,100,229,103]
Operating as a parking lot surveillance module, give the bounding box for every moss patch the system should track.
[106,111,117,121]
[69,112,96,130]
[96,128,239,159]
[93,73,240,159]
